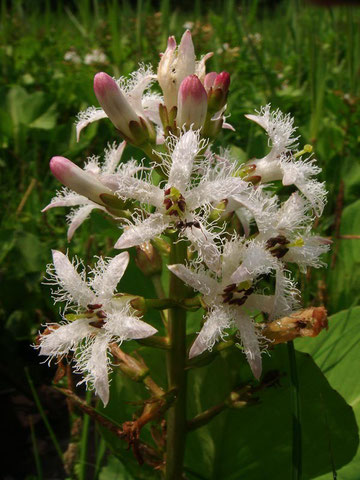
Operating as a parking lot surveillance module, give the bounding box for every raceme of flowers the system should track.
[36,30,328,404]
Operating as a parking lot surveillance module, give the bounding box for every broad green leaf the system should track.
[296,307,360,479]
[327,200,360,313]
[185,345,357,480]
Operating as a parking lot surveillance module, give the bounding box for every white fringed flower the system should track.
[244,104,326,215]
[36,250,157,406]
[42,142,131,241]
[231,189,330,273]
[76,64,163,142]
[114,129,250,272]
[168,235,298,379]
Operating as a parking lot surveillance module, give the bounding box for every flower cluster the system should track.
[37,30,328,404]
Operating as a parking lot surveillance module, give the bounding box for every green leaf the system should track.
[327,200,360,313]
[7,86,57,131]
[99,455,134,480]
[296,307,360,479]
[28,103,57,130]
[184,345,358,479]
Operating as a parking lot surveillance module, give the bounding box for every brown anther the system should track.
[87,303,102,310]
[270,247,289,259]
[178,199,186,212]
[266,235,288,249]
[229,296,247,306]
[96,310,107,319]
[89,319,105,329]
[164,187,171,195]
[223,283,236,293]
[163,198,172,210]
[222,294,233,303]
[246,287,255,296]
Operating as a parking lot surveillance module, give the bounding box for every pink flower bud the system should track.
[214,71,230,92]
[94,72,139,138]
[206,71,231,114]
[204,72,218,92]
[176,75,208,130]
[50,156,112,205]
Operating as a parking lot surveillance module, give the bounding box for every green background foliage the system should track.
[1,0,359,478]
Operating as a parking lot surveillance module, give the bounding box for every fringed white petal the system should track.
[189,306,232,358]
[183,223,221,274]
[222,121,235,131]
[230,241,278,284]
[76,106,108,141]
[275,192,309,234]
[114,213,170,249]
[42,189,90,212]
[245,105,299,160]
[67,204,99,241]
[125,69,156,115]
[116,177,163,208]
[102,141,126,175]
[245,293,274,314]
[187,177,249,210]
[51,250,96,307]
[142,93,163,126]
[167,264,218,297]
[168,130,201,192]
[284,235,330,273]
[279,156,327,216]
[233,312,262,380]
[105,312,157,341]
[38,318,93,357]
[90,252,130,300]
[76,334,110,406]
[271,268,300,320]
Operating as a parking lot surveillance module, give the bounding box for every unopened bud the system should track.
[49,156,112,205]
[204,72,218,92]
[176,75,208,130]
[94,72,154,145]
[226,385,253,409]
[110,344,149,382]
[207,71,230,113]
[135,241,163,277]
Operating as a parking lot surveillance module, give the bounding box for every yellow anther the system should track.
[294,144,313,158]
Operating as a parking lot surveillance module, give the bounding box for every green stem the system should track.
[25,367,63,462]
[165,239,188,480]
[187,402,226,431]
[78,390,92,480]
[29,417,43,480]
[152,274,169,325]
[287,341,302,480]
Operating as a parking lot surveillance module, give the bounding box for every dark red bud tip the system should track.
[214,71,230,91]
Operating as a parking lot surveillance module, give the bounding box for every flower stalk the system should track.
[165,238,189,479]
